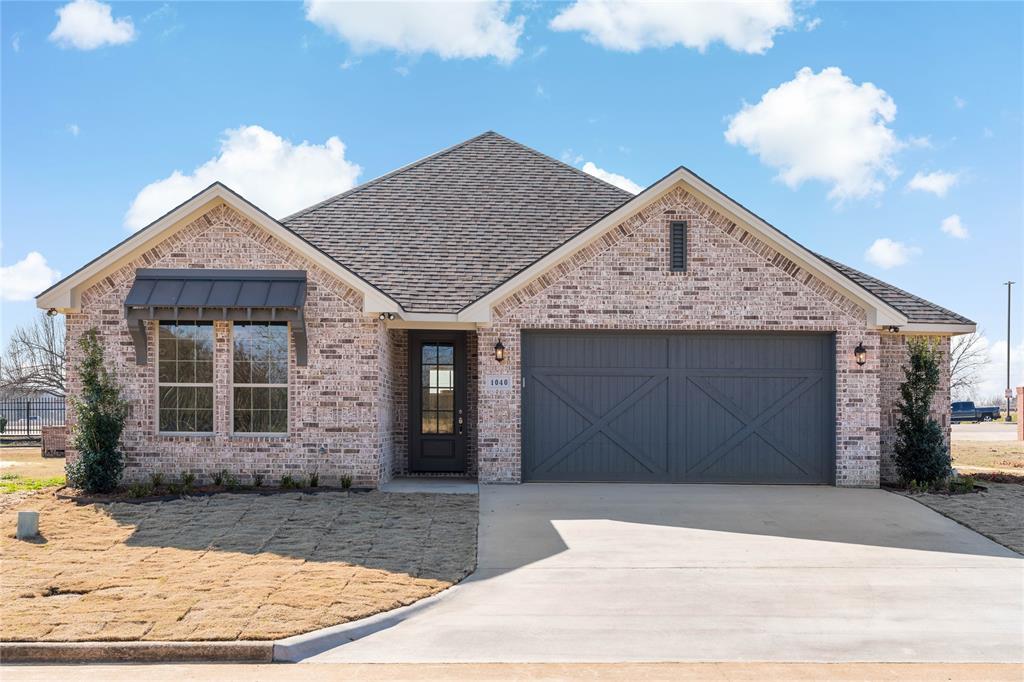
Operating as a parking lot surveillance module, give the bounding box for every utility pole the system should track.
[1005,281,1015,422]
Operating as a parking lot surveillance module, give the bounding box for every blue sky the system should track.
[2,1,1022,397]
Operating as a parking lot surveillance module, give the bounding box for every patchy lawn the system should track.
[0,446,65,480]
[1,490,477,642]
[952,440,1024,473]
[901,482,1023,555]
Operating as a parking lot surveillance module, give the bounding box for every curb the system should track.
[273,583,462,662]
[0,641,273,664]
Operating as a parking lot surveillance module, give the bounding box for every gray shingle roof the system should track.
[283,131,970,327]
[817,255,974,326]
[284,131,633,312]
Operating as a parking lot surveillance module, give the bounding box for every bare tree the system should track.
[1,313,66,396]
[949,330,989,401]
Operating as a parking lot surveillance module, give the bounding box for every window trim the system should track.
[229,321,290,437]
[155,320,215,437]
[670,220,688,273]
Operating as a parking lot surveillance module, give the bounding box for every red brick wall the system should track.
[477,185,883,487]
[65,204,388,487]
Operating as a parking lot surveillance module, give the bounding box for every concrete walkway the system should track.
[306,484,1023,664]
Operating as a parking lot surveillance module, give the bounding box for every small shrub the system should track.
[128,481,153,498]
[149,472,164,489]
[222,471,240,490]
[213,470,226,486]
[308,471,319,488]
[340,474,353,490]
[280,474,304,489]
[180,472,196,490]
[948,475,976,494]
[252,472,265,488]
[167,482,184,495]
[0,416,7,434]
[65,329,129,494]
[894,338,951,485]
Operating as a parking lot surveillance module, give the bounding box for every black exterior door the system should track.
[409,331,468,473]
[522,331,835,484]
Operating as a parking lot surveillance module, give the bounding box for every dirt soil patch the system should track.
[901,482,1023,555]
[1,490,477,642]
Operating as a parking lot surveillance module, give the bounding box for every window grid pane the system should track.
[233,322,288,434]
[158,322,214,433]
[421,343,455,435]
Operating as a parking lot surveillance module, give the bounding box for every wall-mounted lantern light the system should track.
[885,325,900,334]
[46,308,58,317]
[494,339,506,363]
[854,341,867,366]
[377,312,397,321]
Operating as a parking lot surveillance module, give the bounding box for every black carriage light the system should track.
[854,341,867,366]
[494,339,506,363]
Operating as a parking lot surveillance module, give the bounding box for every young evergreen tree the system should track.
[66,329,129,493]
[894,337,951,484]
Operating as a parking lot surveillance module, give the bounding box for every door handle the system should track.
[457,409,464,435]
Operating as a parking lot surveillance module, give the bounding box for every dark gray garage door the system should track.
[522,332,835,484]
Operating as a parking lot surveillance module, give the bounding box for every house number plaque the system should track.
[485,375,513,391]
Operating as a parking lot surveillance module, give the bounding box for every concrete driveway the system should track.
[306,484,1023,664]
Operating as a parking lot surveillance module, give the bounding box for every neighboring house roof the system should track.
[284,132,633,313]
[817,255,975,326]
[37,132,973,333]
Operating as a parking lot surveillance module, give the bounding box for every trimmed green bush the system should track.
[66,329,129,494]
[894,337,951,485]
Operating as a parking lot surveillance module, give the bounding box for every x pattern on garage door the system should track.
[522,332,835,484]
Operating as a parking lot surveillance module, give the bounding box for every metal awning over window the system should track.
[124,269,308,365]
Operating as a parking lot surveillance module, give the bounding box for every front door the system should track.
[409,331,468,473]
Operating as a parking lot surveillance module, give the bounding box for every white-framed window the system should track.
[157,321,215,433]
[232,321,289,434]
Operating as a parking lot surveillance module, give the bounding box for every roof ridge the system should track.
[482,131,637,199]
[281,131,498,223]
[815,253,973,324]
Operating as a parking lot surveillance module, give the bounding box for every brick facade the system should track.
[878,334,952,483]
[476,185,883,487]
[65,204,391,487]
[62,187,957,490]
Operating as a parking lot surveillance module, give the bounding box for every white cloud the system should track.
[338,57,361,70]
[864,238,920,269]
[906,170,959,197]
[67,123,80,137]
[11,33,21,53]
[124,125,362,231]
[804,17,822,31]
[724,67,900,202]
[906,135,932,149]
[0,252,61,301]
[582,161,643,194]
[954,95,967,109]
[48,0,136,50]
[549,0,795,54]
[305,0,523,62]
[940,214,969,239]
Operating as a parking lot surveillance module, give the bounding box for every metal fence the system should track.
[0,396,66,437]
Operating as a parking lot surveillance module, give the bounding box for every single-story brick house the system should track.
[38,132,974,488]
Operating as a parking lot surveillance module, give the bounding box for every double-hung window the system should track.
[233,322,289,434]
[158,321,214,433]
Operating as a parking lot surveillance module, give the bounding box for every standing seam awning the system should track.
[124,269,308,365]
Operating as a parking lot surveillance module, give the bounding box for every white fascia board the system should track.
[898,322,977,335]
[36,183,401,315]
[459,168,908,327]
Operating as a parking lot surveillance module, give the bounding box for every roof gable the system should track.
[283,131,633,313]
[36,183,399,314]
